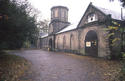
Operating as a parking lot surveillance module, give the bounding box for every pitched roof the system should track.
[95,5,121,20]
[56,3,122,34]
[56,23,78,34]
[39,33,48,38]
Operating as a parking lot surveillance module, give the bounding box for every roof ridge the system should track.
[93,4,120,14]
[92,4,121,20]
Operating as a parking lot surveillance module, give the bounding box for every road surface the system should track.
[9,50,120,81]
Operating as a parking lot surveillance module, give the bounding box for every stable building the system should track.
[39,3,124,58]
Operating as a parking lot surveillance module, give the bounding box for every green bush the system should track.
[119,52,125,81]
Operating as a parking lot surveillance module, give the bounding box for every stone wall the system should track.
[55,29,79,53]
[78,5,107,28]
[54,24,110,58]
[40,37,49,49]
[39,3,123,58]
[78,24,110,58]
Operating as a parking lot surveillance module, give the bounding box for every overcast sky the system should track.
[28,0,124,24]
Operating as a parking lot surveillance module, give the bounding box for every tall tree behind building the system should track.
[37,19,49,34]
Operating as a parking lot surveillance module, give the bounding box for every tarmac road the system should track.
[9,50,120,81]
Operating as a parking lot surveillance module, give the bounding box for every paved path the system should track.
[9,50,120,81]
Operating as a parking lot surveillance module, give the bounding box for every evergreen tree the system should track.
[0,0,38,49]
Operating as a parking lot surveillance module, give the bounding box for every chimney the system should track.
[90,2,92,5]
[121,8,123,20]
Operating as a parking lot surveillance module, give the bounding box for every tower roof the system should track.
[51,6,69,11]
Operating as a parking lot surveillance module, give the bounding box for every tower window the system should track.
[62,10,65,17]
[51,11,54,18]
[55,9,58,17]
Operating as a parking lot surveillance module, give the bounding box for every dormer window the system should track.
[88,13,97,23]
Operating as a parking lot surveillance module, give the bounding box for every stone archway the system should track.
[85,30,98,57]
[49,38,53,50]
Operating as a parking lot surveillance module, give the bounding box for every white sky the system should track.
[28,0,124,24]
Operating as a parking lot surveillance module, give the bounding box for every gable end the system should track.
[77,3,111,28]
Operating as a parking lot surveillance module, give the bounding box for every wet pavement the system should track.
[9,50,121,81]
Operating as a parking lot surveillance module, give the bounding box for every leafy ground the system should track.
[67,53,123,81]
[0,51,32,81]
[119,61,125,81]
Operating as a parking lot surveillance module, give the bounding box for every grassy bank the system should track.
[0,51,31,81]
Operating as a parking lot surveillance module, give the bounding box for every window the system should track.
[63,36,66,49]
[70,34,73,49]
[88,13,97,23]
[62,10,65,17]
[51,11,54,18]
[65,11,68,21]
[62,9,67,17]
[55,9,58,17]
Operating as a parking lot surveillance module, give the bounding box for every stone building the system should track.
[39,3,124,58]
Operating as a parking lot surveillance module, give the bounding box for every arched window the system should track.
[57,37,59,48]
[49,39,53,48]
[87,13,97,23]
[63,36,66,49]
[70,34,74,50]
[70,34,73,49]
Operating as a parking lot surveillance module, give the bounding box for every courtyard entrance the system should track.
[85,30,98,57]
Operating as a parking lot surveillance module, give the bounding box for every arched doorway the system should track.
[85,30,98,57]
[49,38,53,50]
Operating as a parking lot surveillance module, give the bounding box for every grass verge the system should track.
[0,51,31,81]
